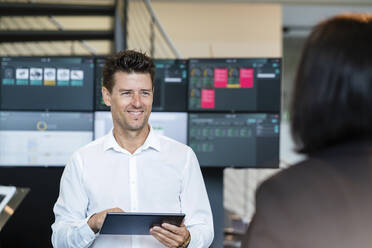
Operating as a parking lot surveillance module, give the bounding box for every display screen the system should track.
[188,113,279,167]
[94,58,188,112]
[0,111,93,166]
[188,58,281,112]
[94,58,109,111]
[0,57,94,111]
[152,59,188,112]
[94,111,187,144]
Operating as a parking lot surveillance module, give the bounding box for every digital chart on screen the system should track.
[188,113,279,167]
[0,57,94,111]
[188,58,281,112]
[0,111,93,166]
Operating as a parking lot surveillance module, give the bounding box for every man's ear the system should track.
[102,87,112,107]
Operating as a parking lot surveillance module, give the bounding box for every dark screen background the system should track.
[152,59,188,112]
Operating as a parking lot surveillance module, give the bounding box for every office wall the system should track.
[0,2,282,58]
[151,2,282,58]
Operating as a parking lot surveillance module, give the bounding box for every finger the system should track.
[150,228,178,247]
[151,232,174,247]
[105,208,124,214]
[152,226,184,244]
[162,223,187,235]
[111,207,124,212]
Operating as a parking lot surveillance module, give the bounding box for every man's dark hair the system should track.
[291,13,372,154]
[102,50,155,93]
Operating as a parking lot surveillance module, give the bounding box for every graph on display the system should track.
[94,58,188,112]
[188,58,281,112]
[0,111,93,166]
[188,113,280,167]
[94,111,187,144]
[0,57,95,111]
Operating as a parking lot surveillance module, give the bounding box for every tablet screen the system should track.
[100,212,185,235]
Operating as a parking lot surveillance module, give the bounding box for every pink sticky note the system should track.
[201,89,215,109]
[240,68,254,88]
[214,68,228,88]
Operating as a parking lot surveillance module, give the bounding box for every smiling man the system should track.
[51,50,214,248]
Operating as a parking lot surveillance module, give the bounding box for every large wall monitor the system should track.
[188,58,281,112]
[188,113,279,167]
[0,111,93,166]
[94,112,187,144]
[94,58,188,112]
[0,57,94,111]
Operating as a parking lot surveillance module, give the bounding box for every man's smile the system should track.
[127,110,144,118]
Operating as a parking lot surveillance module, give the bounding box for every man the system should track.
[52,50,214,248]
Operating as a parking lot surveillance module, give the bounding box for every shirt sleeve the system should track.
[180,148,214,248]
[51,152,97,248]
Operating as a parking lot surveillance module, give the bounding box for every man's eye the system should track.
[121,92,131,96]
[142,92,150,96]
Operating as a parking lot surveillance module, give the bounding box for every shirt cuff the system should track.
[77,216,97,247]
[188,227,201,248]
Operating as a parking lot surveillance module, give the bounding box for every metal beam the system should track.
[144,0,181,58]
[152,0,372,5]
[123,0,129,51]
[114,0,128,52]
[0,3,115,16]
[0,31,114,42]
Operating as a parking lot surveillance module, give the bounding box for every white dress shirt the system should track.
[51,126,214,248]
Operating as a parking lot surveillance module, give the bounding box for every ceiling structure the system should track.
[153,0,372,5]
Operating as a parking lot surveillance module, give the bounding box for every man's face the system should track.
[102,71,153,132]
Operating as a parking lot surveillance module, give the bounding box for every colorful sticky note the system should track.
[201,89,215,109]
[240,68,254,88]
[214,68,228,88]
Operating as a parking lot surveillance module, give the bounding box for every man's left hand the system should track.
[150,223,190,248]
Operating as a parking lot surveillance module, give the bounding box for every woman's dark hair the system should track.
[102,50,155,93]
[291,13,372,154]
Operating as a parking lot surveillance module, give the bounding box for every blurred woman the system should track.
[243,13,372,248]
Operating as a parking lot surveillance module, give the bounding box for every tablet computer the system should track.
[100,212,185,235]
[0,186,16,213]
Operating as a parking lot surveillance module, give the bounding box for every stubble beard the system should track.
[118,111,149,132]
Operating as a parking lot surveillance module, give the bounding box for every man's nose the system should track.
[131,93,141,107]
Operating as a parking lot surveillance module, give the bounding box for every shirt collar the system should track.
[103,125,161,153]
[141,125,161,152]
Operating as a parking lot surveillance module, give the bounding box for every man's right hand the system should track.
[87,207,124,233]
